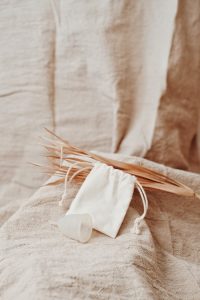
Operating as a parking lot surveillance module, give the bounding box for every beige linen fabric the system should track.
[0,1,200,298]
[146,0,200,169]
[0,0,55,225]
[53,0,200,168]
[54,0,113,151]
[110,0,178,156]
[1,155,200,299]
[0,0,199,226]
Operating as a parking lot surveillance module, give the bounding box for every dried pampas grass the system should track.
[38,129,198,199]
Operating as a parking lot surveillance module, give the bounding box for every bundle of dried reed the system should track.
[38,129,198,199]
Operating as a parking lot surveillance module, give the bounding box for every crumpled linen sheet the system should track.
[0,1,200,299]
[1,154,200,300]
[0,0,199,225]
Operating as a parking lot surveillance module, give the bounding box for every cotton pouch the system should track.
[66,162,136,238]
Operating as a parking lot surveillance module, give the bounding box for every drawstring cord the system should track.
[59,162,92,207]
[131,181,149,234]
[69,166,91,182]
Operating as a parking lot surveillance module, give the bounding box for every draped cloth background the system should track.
[0,0,199,223]
[0,1,200,299]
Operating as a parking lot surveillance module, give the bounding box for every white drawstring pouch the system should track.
[66,162,136,238]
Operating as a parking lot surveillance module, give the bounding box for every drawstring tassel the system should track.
[132,218,141,235]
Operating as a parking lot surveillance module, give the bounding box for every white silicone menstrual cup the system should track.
[57,213,93,243]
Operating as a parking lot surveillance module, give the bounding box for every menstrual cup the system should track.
[57,213,93,243]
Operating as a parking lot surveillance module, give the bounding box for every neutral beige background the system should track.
[0,1,200,298]
[0,0,199,224]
